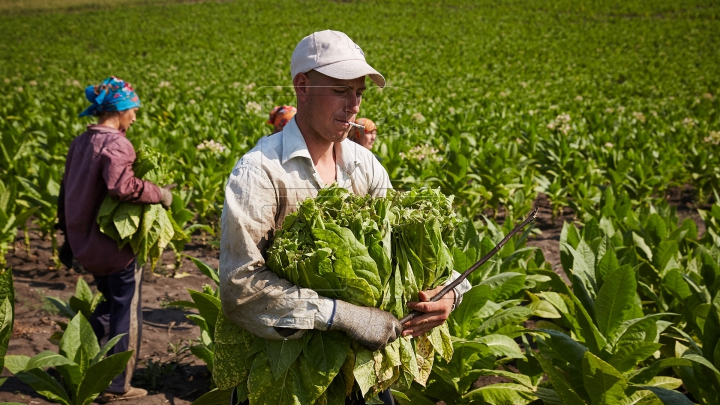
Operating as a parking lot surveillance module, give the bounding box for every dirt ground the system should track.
[0,190,706,404]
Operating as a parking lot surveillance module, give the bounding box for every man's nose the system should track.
[345,94,361,114]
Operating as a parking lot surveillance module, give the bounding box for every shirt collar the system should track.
[281,117,312,165]
[281,117,362,167]
[87,124,127,137]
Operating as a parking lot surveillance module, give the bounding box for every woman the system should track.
[57,76,172,403]
[349,117,377,150]
[267,105,297,133]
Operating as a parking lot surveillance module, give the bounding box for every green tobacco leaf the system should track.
[471,306,532,338]
[534,352,585,405]
[190,388,234,405]
[607,342,663,373]
[463,383,536,404]
[537,329,588,367]
[187,256,220,285]
[627,358,692,384]
[75,351,134,405]
[112,203,143,240]
[4,355,30,374]
[583,351,628,405]
[60,313,100,371]
[701,293,720,366]
[632,385,693,405]
[476,369,534,388]
[187,290,221,338]
[15,369,71,405]
[473,334,526,359]
[595,265,636,341]
[449,284,491,338]
[25,351,76,370]
[92,334,126,366]
[265,338,305,381]
[0,298,13,370]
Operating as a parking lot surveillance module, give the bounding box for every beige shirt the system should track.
[219,117,470,340]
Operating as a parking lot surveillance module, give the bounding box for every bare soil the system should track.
[0,188,707,404]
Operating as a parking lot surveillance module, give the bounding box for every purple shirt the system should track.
[58,125,162,275]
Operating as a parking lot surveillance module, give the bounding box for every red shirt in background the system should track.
[58,125,162,275]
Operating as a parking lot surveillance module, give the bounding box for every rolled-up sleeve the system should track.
[219,164,333,340]
[101,139,162,204]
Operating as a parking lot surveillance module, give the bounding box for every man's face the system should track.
[298,71,366,143]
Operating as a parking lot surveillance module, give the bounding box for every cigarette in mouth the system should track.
[346,121,364,129]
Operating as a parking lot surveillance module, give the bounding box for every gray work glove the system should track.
[160,184,175,209]
[329,300,402,351]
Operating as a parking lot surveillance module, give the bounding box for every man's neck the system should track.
[296,118,335,167]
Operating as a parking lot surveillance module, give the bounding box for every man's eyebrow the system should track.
[331,84,367,91]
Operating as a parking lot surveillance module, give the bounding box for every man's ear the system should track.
[293,72,311,103]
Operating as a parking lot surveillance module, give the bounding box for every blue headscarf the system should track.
[79,76,141,117]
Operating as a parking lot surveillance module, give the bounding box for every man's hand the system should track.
[330,300,402,351]
[402,285,455,338]
[160,184,176,209]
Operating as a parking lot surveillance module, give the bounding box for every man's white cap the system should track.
[291,30,386,88]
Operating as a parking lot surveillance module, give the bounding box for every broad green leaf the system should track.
[25,351,76,370]
[595,265,636,341]
[477,369,534,388]
[608,342,663,373]
[60,313,100,369]
[4,355,30,374]
[75,351,134,405]
[462,383,536,404]
[14,369,71,405]
[187,256,220,286]
[627,358,692,384]
[534,352,585,405]
[473,334,526,359]
[632,386,693,405]
[265,338,305,381]
[582,351,628,405]
[189,388,234,405]
[112,203,143,240]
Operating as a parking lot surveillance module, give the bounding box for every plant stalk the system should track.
[399,207,539,325]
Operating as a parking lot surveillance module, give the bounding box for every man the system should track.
[58,77,173,403]
[219,30,470,404]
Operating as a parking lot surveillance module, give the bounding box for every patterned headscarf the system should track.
[79,77,141,117]
[352,118,377,139]
[268,105,297,132]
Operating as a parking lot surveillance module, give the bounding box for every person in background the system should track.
[267,105,297,133]
[350,117,377,150]
[57,77,173,403]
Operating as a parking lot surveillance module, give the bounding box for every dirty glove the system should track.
[329,300,402,351]
[159,184,175,209]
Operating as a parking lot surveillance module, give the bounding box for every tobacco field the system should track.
[1,0,720,403]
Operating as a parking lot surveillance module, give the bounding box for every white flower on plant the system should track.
[3,78,10,83]
[232,82,241,88]
[617,106,626,113]
[605,107,615,113]
[189,99,196,105]
[195,86,202,92]
[16,86,23,92]
[520,81,528,88]
[651,110,658,118]
[245,83,256,90]
[411,112,426,123]
[196,139,226,153]
[704,131,720,145]
[632,112,646,123]
[682,117,695,127]
[72,80,80,87]
[605,142,614,148]
[187,81,195,86]
[574,95,583,101]
[549,105,559,110]
[246,101,262,113]
[158,81,171,88]
[29,80,37,86]
[500,91,509,98]
[703,93,714,100]
[448,107,456,114]
[548,113,571,134]
[399,144,442,162]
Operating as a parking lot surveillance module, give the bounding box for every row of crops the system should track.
[0,0,719,403]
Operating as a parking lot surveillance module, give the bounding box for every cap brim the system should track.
[314,60,386,88]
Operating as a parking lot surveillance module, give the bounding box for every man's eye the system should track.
[334,89,346,95]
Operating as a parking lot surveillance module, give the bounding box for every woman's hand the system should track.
[402,285,455,338]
